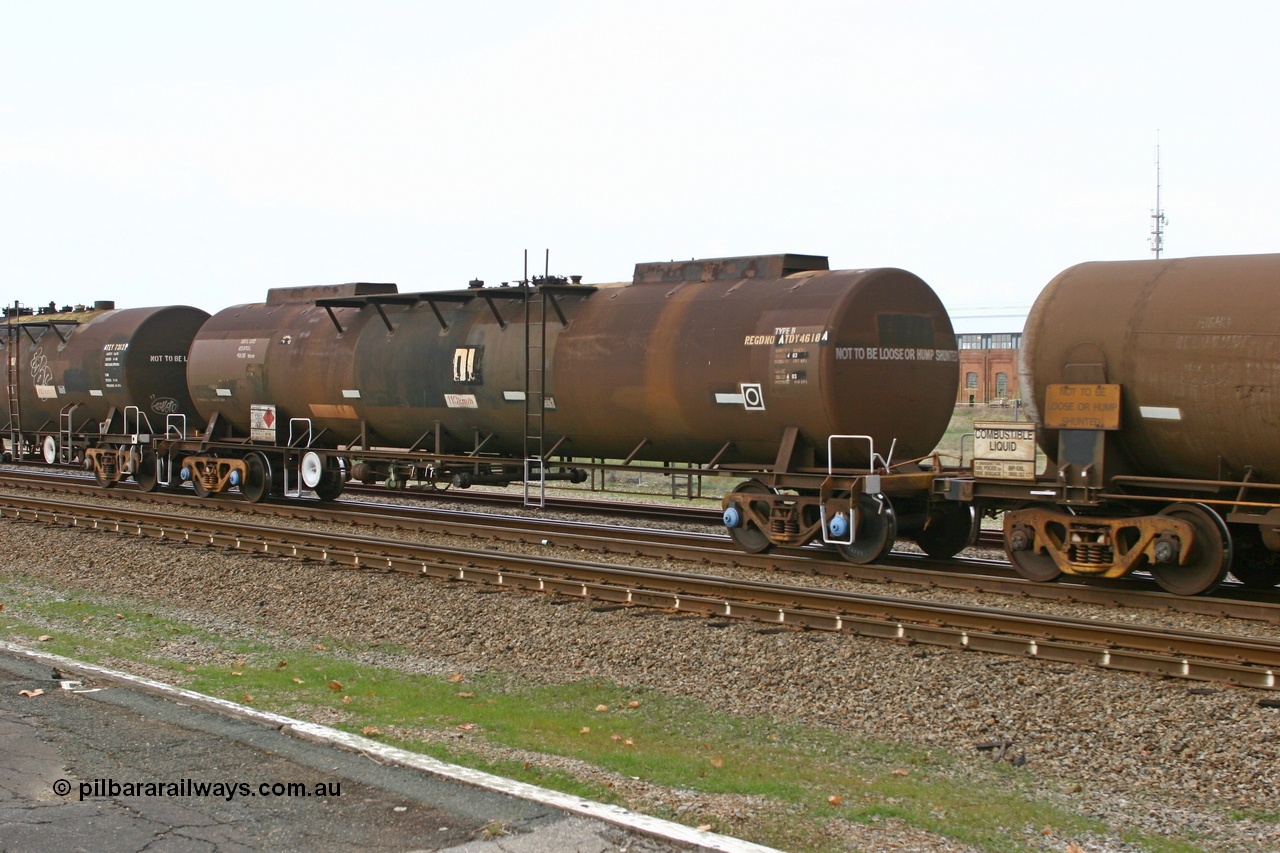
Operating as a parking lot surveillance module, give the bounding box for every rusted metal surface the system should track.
[3,306,209,434]
[187,296,362,443]
[1022,254,1280,481]
[554,265,956,467]
[188,259,959,469]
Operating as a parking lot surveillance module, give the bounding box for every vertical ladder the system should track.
[58,404,79,464]
[5,308,21,460]
[522,254,548,508]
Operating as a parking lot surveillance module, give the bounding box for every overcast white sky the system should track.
[3,1,1277,332]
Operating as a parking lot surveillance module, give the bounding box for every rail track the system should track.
[345,482,1013,547]
[6,462,1007,545]
[1,467,1276,624]
[1,488,1278,691]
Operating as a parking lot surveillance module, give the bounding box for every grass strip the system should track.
[0,578,1215,853]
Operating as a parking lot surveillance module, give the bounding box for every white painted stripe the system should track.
[0,641,783,853]
[1140,406,1182,420]
[215,388,232,397]
[89,389,104,397]
[714,393,745,405]
[342,389,361,399]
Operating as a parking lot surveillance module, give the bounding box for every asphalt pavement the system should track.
[0,648,737,853]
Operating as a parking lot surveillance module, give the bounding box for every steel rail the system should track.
[2,467,1279,624]
[249,498,1280,624]
[0,464,1005,544]
[342,481,1009,546]
[0,492,1277,691]
[342,482,725,525]
[0,464,723,524]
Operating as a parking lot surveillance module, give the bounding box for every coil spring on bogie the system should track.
[1069,543,1113,565]
[770,508,800,537]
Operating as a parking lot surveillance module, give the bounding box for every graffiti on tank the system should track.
[29,347,52,385]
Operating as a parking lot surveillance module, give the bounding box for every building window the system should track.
[995,372,1008,397]
[989,334,1014,349]
[955,332,1021,350]
[966,372,978,389]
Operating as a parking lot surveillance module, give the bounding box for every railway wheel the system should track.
[134,450,160,492]
[1226,524,1280,589]
[725,480,776,554]
[190,467,212,498]
[313,471,345,502]
[240,452,272,503]
[42,436,58,465]
[1153,503,1231,595]
[1004,515,1062,582]
[914,503,977,559]
[836,495,897,564]
[92,460,117,490]
[1008,548,1062,582]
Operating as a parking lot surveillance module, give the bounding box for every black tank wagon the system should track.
[2,304,209,482]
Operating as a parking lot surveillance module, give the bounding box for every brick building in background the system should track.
[956,332,1021,406]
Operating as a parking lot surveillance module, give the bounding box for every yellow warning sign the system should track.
[1043,384,1121,430]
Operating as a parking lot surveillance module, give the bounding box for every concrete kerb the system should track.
[0,640,786,853]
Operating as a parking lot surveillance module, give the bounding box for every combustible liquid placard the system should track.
[971,421,1037,480]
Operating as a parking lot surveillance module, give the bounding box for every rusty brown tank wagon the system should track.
[14,249,1280,598]
[2,304,209,483]
[171,253,965,561]
[945,253,1280,595]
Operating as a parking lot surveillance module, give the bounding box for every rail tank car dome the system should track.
[3,305,210,433]
[1021,253,1280,481]
[186,256,958,468]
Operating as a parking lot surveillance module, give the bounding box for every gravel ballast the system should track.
[1,504,1278,852]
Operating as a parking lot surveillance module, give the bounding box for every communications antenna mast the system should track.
[1149,134,1166,258]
